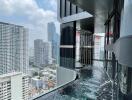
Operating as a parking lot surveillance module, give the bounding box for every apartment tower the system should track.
[0,22,29,75]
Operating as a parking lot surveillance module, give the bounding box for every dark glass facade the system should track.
[71,3,77,15]
[60,0,84,18]
[66,0,71,16]
[60,22,76,69]
[60,0,66,18]
[60,21,94,69]
[60,23,76,45]
[59,1,94,69]
[77,7,84,13]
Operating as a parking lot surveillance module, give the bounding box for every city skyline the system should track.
[1,0,132,100]
[0,0,60,48]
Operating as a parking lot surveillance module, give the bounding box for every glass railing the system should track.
[32,61,114,100]
[31,66,77,100]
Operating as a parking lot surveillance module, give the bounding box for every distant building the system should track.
[34,39,52,67]
[0,22,29,75]
[29,48,34,61]
[29,48,34,58]
[31,77,45,89]
[34,39,43,67]
[43,42,52,64]
[0,72,29,100]
[29,56,34,65]
[47,22,60,64]
[48,22,56,42]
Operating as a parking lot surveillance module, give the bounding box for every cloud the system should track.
[36,0,57,12]
[49,0,57,10]
[0,0,56,23]
[50,0,57,13]
[0,0,58,47]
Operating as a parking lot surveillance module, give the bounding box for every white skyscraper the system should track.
[34,39,52,67]
[0,22,29,75]
[0,72,29,100]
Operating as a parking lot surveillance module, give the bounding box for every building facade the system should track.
[57,0,94,69]
[48,22,56,42]
[58,0,132,99]
[29,48,34,65]
[34,39,52,67]
[48,22,60,64]
[22,75,29,100]
[31,77,44,89]
[0,22,29,75]
[0,72,29,100]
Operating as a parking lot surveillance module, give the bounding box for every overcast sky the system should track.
[0,0,60,48]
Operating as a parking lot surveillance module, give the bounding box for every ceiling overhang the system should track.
[79,17,94,32]
[69,0,114,33]
[68,0,113,16]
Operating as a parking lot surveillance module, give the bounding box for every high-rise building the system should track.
[43,42,52,64]
[0,22,29,75]
[47,22,60,64]
[34,39,43,67]
[34,39,52,67]
[22,74,29,100]
[57,0,132,99]
[0,72,29,100]
[48,22,56,42]
[29,48,35,65]
[57,0,93,69]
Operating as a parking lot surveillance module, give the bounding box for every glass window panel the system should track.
[60,0,66,18]
[66,0,71,16]
[77,7,84,13]
[71,3,76,15]
[61,22,76,45]
[60,22,76,69]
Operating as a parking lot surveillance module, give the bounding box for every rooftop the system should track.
[0,72,22,79]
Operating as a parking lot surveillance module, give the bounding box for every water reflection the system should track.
[79,67,93,79]
[35,61,111,100]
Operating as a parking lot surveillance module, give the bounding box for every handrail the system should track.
[32,79,77,100]
[31,67,77,100]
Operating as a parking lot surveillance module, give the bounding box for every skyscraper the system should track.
[0,22,29,75]
[47,22,59,64]
[57,0,93,69]
[34,39,52,67]
[48,22,56,42]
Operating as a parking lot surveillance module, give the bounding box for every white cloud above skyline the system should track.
[0,0,60,47]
